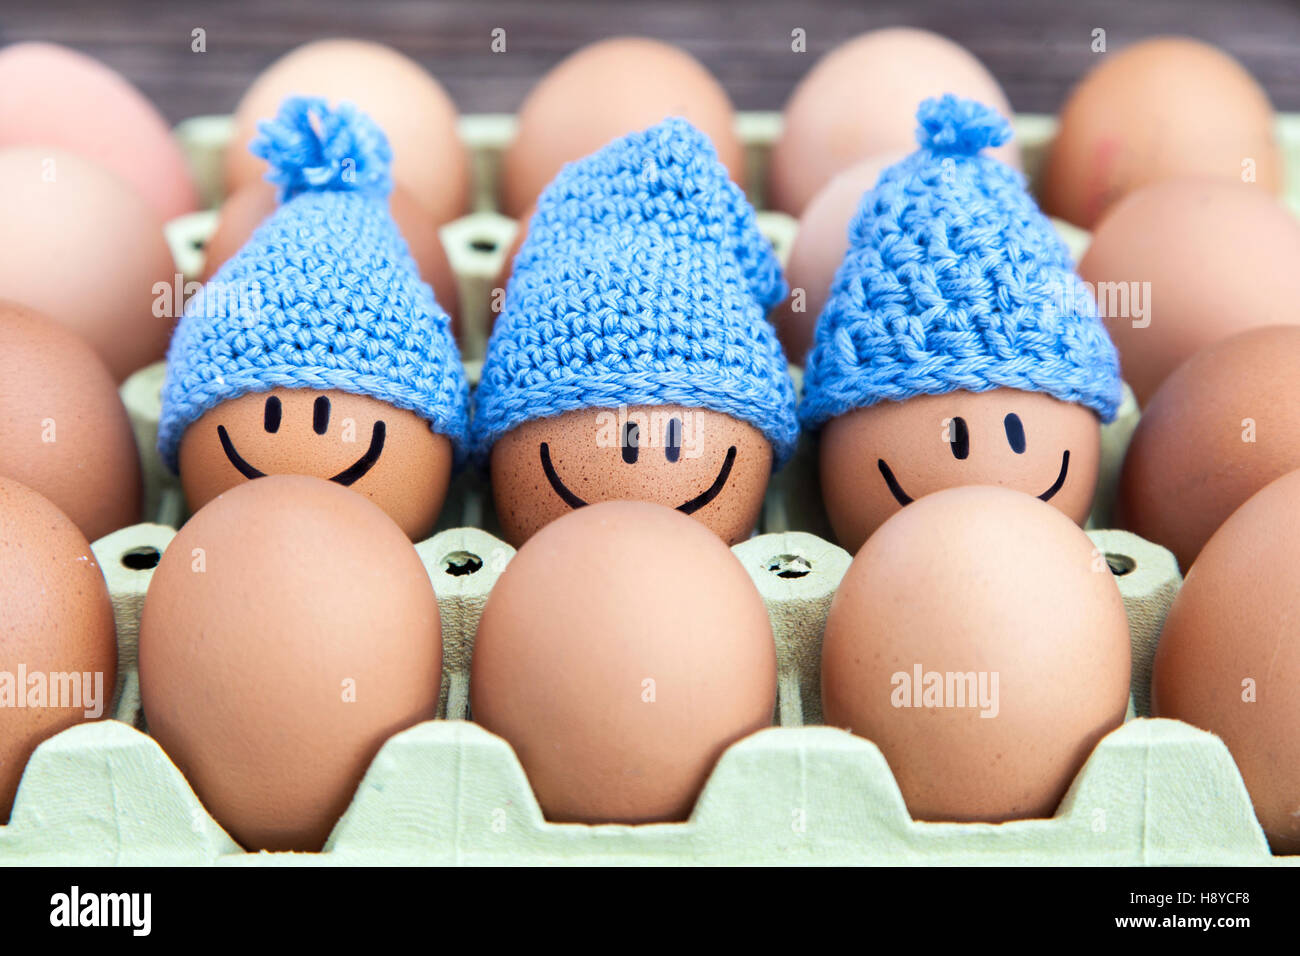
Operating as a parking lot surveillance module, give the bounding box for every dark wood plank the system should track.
[1,0,1298,123]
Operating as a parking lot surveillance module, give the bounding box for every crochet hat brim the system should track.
[797,269,1124,430]
[158,363,470,474]
[472,368,800,468]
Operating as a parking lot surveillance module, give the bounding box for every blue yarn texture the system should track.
[157,96,469,472]
[471,117,799,466]
[799,95,1122,430]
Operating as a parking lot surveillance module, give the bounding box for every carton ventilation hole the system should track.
[121,546,162,571]
[1106,553,1135,577]
[469,237,498,253]
[442,550,483,576]
[766,553,811,579]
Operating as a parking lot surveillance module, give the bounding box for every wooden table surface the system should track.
[2,0,1299,123]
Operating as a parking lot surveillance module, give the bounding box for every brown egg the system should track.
[226,39,469,227]
[1079,179,1300,406]
[139,475,442,851]
[1152,468,1300,853]
[822,485,1130,822]
[0,302,142,541]
[202,180,461,337]
[0,476,117,822]
[1042,36,1280,230]
[490,405,772,547]
[500,37,743,218]
[471,500,776,823]
[820,389,1101,554]
[0,42,199,221]
[771,151,908,363]
[1116,326,1300,572]
[769,28,1017,216]
[178,387,453,541]
[0,147,174,381]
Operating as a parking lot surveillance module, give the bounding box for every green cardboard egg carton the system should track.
[3,111,1297,866]
[0,519,1282,865]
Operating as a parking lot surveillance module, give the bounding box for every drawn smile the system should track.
[539,442,738,515]
[217,421,387,486]
[877,449,1071,507]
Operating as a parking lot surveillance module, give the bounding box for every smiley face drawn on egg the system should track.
[490,404,773,546]
[216,394,386,486]
[819,388,1102,553]
[177,388,453,540]
[875,415,1072,507]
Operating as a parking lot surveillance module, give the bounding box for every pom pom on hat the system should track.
[799,95,1122,431]
[915,93,1012,156]
[472,117,799,466]
[158,96,468,472]
[250,96,394,202]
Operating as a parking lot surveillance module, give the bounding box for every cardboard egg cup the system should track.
[3,112,1297,865]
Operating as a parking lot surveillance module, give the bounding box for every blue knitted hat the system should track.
[158,96,469,472]
[471,118,799,466]
[799,95,1122,430]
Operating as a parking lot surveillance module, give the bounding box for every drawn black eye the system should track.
[622,421,639,464]
[313,396,331,435]
[949,416,969,460]
[263,396,281,433]
[665,417,682,463]
[1004,413,1026,454]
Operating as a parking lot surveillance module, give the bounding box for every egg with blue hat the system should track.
[473,117,798,546]
[799,95,1122,553]
[157,96,469,540]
